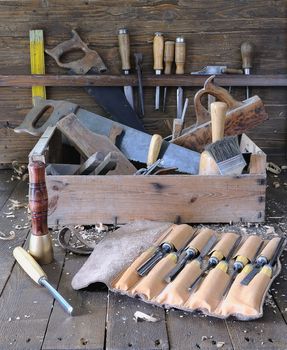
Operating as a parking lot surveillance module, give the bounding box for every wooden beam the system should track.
[0,74,286,87]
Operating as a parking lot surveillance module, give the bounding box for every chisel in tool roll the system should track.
[13,247,73,315]
[241,237,286,286]
[153,32,164,110]
[118,28,134,109]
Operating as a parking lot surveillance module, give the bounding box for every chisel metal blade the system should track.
[124,85,134,109]
[176,87,183,119]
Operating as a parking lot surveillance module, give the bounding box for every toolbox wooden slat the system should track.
[29,127,267,225]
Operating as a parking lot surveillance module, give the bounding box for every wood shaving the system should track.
[0,230,15,240]
[216,342,225,348]
[133,311,159,323]
[273,181,280,188]
[8,199,27,210]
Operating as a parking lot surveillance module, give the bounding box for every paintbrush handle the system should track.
[210,102,228,142]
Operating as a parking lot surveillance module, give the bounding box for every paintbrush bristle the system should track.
[205,136,246,175]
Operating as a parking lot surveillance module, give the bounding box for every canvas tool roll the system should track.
[72,221,285,320]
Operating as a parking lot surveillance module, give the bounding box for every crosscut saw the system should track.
[15,98,200,174]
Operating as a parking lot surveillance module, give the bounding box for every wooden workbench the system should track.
[0,161,286,350]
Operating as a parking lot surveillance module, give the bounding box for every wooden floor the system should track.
[0,162,286,350]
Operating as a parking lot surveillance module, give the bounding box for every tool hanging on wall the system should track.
[13,247,73,315]
[191,66,243,75]
[45,30,145,132]
[118,28,134,109]
[134,53,145,117]
[29,29,46,106]
[175,36,186,119]
[163,40,175,112]
[241,41,254,99]
[153,32,164,110]
[28,160,53,264]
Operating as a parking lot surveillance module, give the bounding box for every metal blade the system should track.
[76,108,200,174]
[124,85,134,109]
[191,66,227,75]
[240,266,261,285]
[198,235,218,259]
[155,86,160,110]
[176,87,183,119]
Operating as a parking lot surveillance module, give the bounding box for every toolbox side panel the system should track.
[46,174,266,225]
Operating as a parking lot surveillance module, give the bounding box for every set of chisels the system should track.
[15,29,267,179]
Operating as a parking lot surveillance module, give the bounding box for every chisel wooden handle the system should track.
[164,41,175,74]
[118,28,131,71]
[153,32,164,71]
[210,102,228,142]
[241,42,254,71]
[175,37,186,75]
[13,246,46,284]
[147,134,163,166]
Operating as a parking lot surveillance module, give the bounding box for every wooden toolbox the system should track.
[30,127,266,226]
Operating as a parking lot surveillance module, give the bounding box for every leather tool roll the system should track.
[258,237,282,261]
[187,228,216,252]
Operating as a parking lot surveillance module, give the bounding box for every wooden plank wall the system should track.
[0,0,286,164]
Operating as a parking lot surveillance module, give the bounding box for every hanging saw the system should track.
[45,30,145,132]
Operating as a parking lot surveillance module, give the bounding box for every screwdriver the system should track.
[240,41,254,99]
[163,41,175,112]
[241,237,285,285]
[118,28,134,109]
[153,32,164,110]
[13,246,73,315]
[175,36,186,119]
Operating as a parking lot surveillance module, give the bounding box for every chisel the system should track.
[163,41,175,112]
[175,36,186,119]
[241,41,254,99]
[118,28,134,109]
[153,32,164,110]
[13,246,73,315]
[134,53,144,117]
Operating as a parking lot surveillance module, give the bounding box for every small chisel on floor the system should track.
[153,32,164,110]
[175,36,186,119]
[163,40,175,112]
[118,28,134,109]
[13,246,74,315]
[241,41,254,99]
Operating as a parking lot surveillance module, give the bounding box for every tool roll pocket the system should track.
[112,224,195,294]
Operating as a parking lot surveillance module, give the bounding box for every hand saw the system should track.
[15,98,200,174]
[45,30,145,132]
[172,76,268,152]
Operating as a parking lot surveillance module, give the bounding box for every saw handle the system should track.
[241,42,254,70]
[194,75,242,125]
[210,102,228,142]
[164,41,175,75]
[175,37,186,75]
[13,246,46,285]
[118,29,131,71]
[153,33,164,71]
[147,134,163,166]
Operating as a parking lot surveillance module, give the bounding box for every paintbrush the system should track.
[205,135,246,175]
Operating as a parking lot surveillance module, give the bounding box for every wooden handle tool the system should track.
[164,41,175,75]
[175,37,186,75]
[118,28,131,72]
[241,41,254,99]
[199,101,228,175]
[13,246,73,315]
[147,134,163,166]
[153,32,164,110]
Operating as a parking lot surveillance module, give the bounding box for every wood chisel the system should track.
[163,40,175,112]
[241,237,285,285]
[13,247,73,315]
[153,32,164,110]
[134,53,144,117]
[175,36,186,119]
[118,28,134,109]
[172,97,188,140]
[241,41,254,99]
